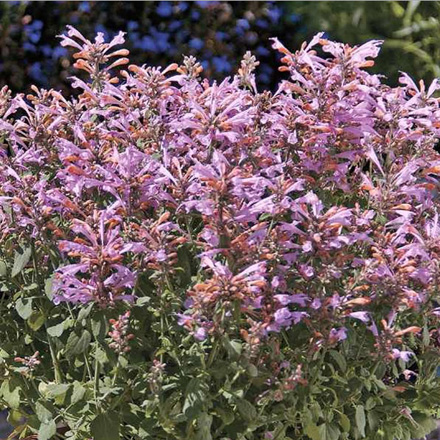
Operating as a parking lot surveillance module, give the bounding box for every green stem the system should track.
[94,355,101,412]
[47,333,63,383]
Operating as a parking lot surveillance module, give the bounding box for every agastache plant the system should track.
[1,27,440,440]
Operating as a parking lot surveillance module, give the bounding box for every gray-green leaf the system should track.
[15,298,33,320]
[355,405,366,438]
[35,401,52,423]
[237,399,257,422]
[47,322,65,338]
[65,330,91,357]
[38,419,56,440]
[12,248,32,277]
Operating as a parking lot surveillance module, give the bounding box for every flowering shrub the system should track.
[1,26,440,440]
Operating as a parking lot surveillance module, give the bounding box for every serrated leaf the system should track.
[355,405,366,438]
[12,248,31,277]
[38,419,56,440]
[90,411,120,440]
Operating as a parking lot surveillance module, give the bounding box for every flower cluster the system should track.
[13,351,40,375]
[108,311,134,353]
[1,26,440,377]
[148,359,166,396]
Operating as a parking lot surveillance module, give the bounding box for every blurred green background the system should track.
[0,1,439,95]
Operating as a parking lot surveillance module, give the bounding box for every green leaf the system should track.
[90,412,120,440]
[183,377,208,419]
[44,277,53,300]
[15,297,33,320]
[35,401,52,423]
[12,248,31,277]
[310,402,323,421]
[94,346,109,365]
[28,311,45,331]
[214,407,234,426]
[222,337,242,359]
[0,381,20,408]
[91,314,108,339]
[304,423,321,440]
[135,297,151,307]
[144,399,158,417]
[177,246,193,287]
[375,363,386,379]
[318,423,341,440]
[247,363,258,377]
[367,410,380,431]
[23,282,38,291]
[71,381,86,404]
[339,413,350,433]
[411,413,437,438]
[47,322,65,338]
[0,260,7,277]
[38,419,56,440]
[329,350,347,372]
[195,413,213,440]
[355,405,366,438]
[46,383,70,398]
[7,409,23,427]
[236,399,257,422]
[422,325,430,347]
[77,302,93,322]
[0,348,9,359]
[65,330,91,357]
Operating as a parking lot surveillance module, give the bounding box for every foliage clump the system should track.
[1,26,440,440]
